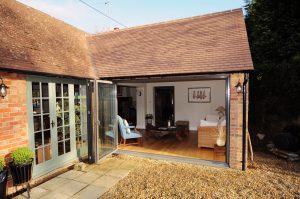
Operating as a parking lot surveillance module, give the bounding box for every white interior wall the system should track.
[146,80,226,130]
[118,80,226,130]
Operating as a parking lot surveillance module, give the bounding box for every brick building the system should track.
[0,0,253,180]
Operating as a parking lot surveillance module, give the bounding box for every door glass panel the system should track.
[58,142,64,156]
[42,83,49,97]
[42,100,49,113]
[43,115,50,130]
[56,84,61,97]
[57,127,63,141]
[74,84,88,157]
[44,145,52,161]
[56,99,62,112]
[65,126,70,139]
[63,84,68,97]
[34,116,42,132]
[65,140,71,153]
[32,83,40,97]
[64,113,69,125]
[44,130,51,145]
[34,132,43,148]
[35,149,43,164]
[32,99,41,114]
[63,99,69,111]
[56,83,71,156]
[98,83,117,159]
[57,117,63,127]
[31,82,52,165]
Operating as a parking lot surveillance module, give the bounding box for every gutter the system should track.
[242,73,249,171]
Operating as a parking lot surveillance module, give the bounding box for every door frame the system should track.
[26,75,86,178]
[154,86,175,127]
[94,80,118,162]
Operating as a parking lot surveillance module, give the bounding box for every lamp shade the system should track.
[235,81,242,93]
[0,77,9,98]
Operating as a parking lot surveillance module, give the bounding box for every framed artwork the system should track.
[188,87,211,103]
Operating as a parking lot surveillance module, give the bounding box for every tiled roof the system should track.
[0,0,96,79]
[88,9,253,78]
[0,1,253,79]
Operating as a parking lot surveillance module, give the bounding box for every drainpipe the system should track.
[242,73,249,171]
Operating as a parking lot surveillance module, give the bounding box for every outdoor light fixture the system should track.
[0,77,9,98]
[235,80,243,93]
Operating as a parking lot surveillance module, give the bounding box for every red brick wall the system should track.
[0,71,28,158]
[229,73,248,169]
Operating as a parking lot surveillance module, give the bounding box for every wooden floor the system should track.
[118,131,226,162]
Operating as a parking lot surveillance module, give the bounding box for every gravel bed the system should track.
[101,152,300,199]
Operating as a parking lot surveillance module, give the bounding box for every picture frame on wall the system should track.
[188,87,211,103]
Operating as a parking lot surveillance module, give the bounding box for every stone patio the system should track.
[13,156,137,199]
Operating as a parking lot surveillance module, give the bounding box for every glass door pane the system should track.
[55,83,71,156]
[31,82,52,165]
[74,84,88,157]
[98,83,117,158]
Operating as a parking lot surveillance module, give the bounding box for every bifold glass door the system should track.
[28,78,87,178]
[97,82,117,159]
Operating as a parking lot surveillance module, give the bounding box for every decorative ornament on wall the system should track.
[188,87,211,103]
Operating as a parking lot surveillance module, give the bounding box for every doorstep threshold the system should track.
[115,149,229,168]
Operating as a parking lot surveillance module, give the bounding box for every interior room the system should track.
[117,78,228,162]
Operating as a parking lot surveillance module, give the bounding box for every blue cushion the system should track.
[125,131,142,139]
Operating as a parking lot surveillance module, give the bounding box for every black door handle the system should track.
[51,120,55,128]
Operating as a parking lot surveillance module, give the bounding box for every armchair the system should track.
[117,115,142,145]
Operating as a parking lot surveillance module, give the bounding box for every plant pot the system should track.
[0,169,8,199]
[9,161,33,186]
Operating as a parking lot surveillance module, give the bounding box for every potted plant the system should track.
[9,147,34,186]
[0,156,8,199]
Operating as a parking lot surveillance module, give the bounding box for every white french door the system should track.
[27,77,85,178]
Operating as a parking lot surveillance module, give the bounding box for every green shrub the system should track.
[10,147,34,165]
[0,157,5,172]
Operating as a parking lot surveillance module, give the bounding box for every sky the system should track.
[17,0,246,33]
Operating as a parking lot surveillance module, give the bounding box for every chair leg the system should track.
[124,139,126,145]
[119,138,123,145]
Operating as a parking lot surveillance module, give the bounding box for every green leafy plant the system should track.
[0,157,5,172]
[10,147,34,165]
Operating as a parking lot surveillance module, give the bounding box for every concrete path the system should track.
[14,157,137,199]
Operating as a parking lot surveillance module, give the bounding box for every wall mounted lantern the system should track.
[235,80,243,93]
[0,77,9,98]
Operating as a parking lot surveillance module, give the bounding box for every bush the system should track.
[10,147,34,165]
[0,157,4,172]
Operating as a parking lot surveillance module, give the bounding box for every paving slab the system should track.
[13,156,134,199]
[14,187,49,199]
[57,170,84,180]
[74,172,101,184]
[38,177,72,191]
[89,165,111,175]
[55,180,88,196]
[99,159,125,169]
[72,185,109,199]
[105,168,131,178]
[39,191,70,199]
[92,175,120,188]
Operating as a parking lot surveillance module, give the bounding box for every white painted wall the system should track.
[118,80,226,130]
